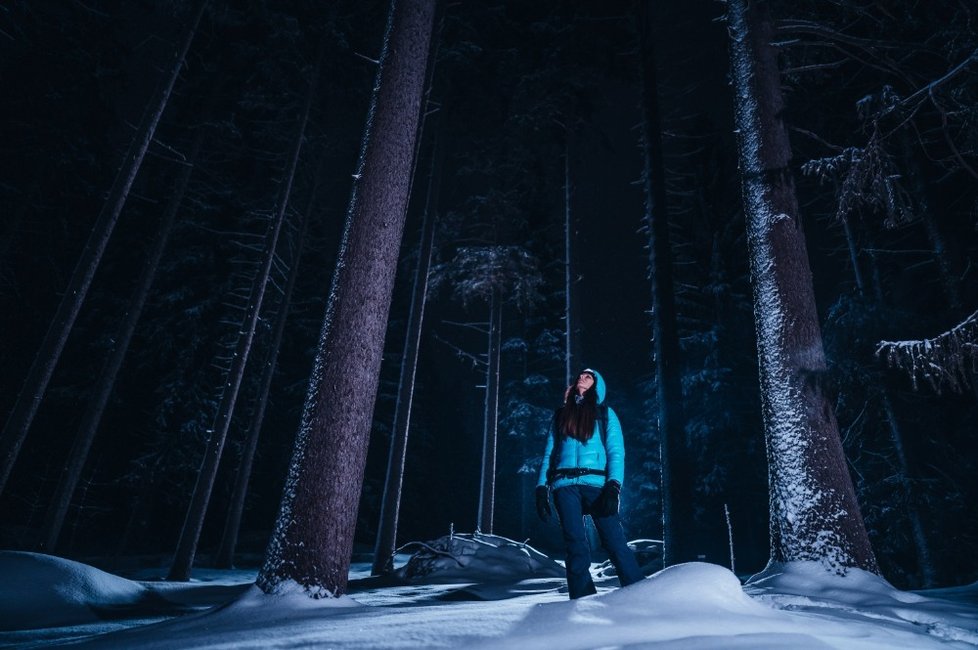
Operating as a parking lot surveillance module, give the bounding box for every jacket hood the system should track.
[582,368,606,404]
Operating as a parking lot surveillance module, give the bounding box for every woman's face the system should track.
[575,372,595,396]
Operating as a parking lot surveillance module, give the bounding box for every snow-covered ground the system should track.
[1,534,976,649]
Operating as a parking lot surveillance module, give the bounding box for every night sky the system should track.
[1,0,976,590]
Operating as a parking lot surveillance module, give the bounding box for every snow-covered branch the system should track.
[876,309,978,394]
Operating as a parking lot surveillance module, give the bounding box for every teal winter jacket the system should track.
[537,369,625,490]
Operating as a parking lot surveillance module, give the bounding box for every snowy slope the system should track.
[1,537,977,649]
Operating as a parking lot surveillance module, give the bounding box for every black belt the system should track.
[547,467,607,483]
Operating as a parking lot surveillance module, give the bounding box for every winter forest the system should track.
[1,0,978,648]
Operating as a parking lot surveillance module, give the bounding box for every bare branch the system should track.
[432,332,486,369]
[899,49,978,110]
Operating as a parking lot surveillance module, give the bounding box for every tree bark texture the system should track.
[372,133,442,576]
[478,288,502,534]
[256,0,436,598]
[727,0,878,573]
[39,124,206,554]
[167,48,319,582]
[638,2,693,566]
[0,0,207,496]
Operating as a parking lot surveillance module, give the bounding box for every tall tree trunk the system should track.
[0,0,208,496]
[478,288,502,534]
[842,212,937,585]
[879,394,936,585]
[371,134,442,576]
[38,125,206,554]
[728,0,878,573]
[564,134,575,382]
[921,216,961,312]
[256,0,436,598]
[638,2,692,566]
[840,217,866,295]
[727,0,879,573]
[517,330,531,537]
[167,51,320,582]
[212,177,318,570]
[369,8,445,574]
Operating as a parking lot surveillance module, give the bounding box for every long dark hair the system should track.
[555,383,597,442]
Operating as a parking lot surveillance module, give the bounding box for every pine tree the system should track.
[256,0,437,598]
[434,245,544,533]
[637,0,694,566]
[372,131,443,575]
[167,44,322,582]
[38,118,209,554]
[727,0,878,573]
[213,171,319,569]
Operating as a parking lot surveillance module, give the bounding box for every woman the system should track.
[535,368,644,599]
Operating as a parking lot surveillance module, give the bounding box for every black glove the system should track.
[593,481,620,517]
[535,486,552,522]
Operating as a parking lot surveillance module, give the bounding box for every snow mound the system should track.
[0,551,166,630]
[490,562,787,649]
[746,560,916,604]
[602,562,771,614]
[395,533,564,583]
[746,562,978,645]
[920,581,978,608]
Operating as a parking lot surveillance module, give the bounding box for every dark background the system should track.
[1,0,975,589]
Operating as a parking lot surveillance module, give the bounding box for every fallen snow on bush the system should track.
[394,532,564,582]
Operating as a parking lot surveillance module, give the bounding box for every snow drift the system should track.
[0,552,181,630]
[3,544,978,649]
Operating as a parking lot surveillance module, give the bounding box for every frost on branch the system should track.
[801,86,915,228]
[430,245,543,310]
[876,309,978,393]
[801,131,914,228]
